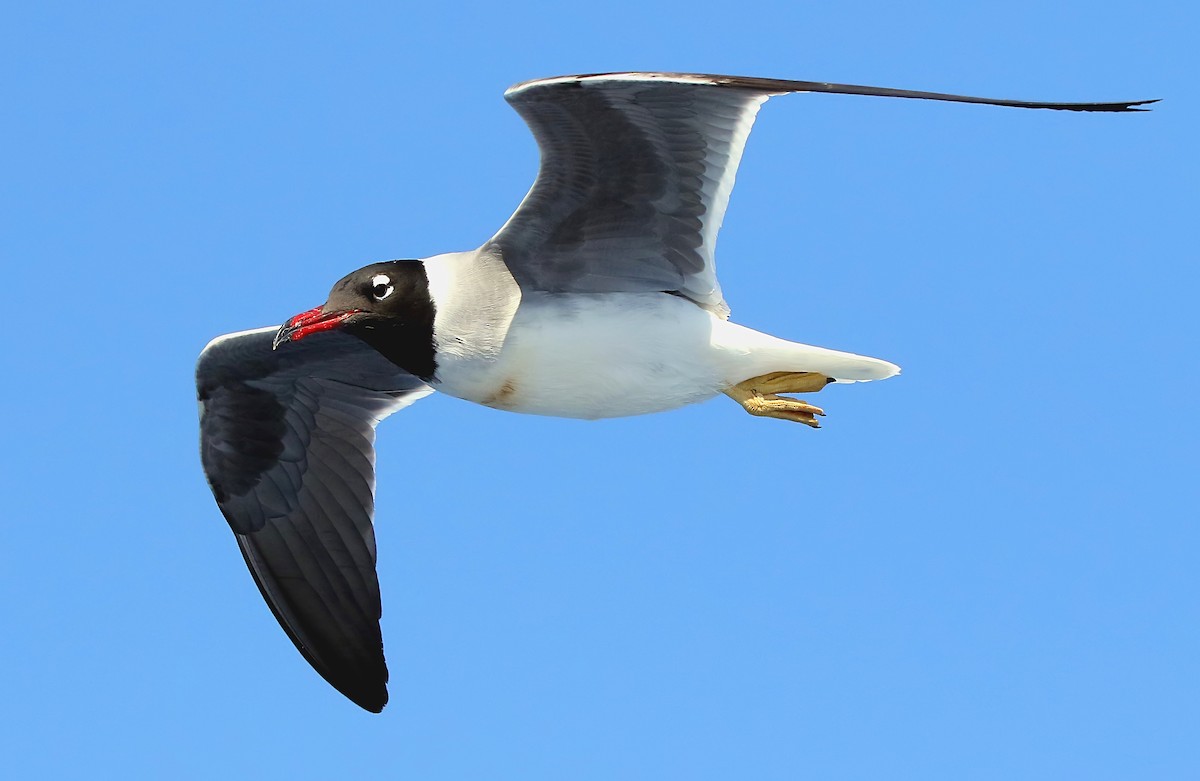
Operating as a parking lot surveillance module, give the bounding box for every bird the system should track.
[196,72,1154,712]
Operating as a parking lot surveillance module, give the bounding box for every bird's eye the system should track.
[370,274,395,301]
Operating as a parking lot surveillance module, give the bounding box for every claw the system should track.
[794,413,821,429]
[724,373,838,427]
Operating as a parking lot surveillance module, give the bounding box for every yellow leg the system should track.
[724,372,833,428]
[735,371,833,395]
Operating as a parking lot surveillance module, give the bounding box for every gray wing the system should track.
[487,72,1156,319]
[196,326,432,712]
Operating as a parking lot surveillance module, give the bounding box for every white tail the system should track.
[713,319,901,384]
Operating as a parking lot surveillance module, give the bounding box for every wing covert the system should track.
[196,326,431,712]
[489,74,772,318]
[487,72,1155,319]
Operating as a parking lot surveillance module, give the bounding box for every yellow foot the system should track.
[724,377,828,428]
[734,371,833,395]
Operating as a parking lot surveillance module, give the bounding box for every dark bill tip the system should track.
[271,323,296,351]
[272,306,358,350]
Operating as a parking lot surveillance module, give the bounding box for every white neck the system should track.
[421,249,522,361]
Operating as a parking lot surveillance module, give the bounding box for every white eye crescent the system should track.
[370,274,395,301]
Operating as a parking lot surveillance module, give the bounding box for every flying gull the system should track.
[196,72,1154,711]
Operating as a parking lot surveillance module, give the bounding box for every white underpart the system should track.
[506,72,803,94]
[695,94,767,318]
[505,73,731,94]
[431,291,898,420]
[199,325,279,356]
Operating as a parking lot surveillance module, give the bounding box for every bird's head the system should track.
[273,260,437,378]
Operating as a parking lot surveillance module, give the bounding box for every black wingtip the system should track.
[738,78,1161,114]
[1118,98,1161,112]
[312,663,388,712]
[348,687,387,713]
[1052,97,1160,113]
[319,660,389,713]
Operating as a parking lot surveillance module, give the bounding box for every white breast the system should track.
[434,292,730,419]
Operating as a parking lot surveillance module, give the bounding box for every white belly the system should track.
[432,293,730,419]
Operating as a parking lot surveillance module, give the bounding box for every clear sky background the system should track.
[3,2,1195,779]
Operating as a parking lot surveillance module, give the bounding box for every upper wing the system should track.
[487,72,1156,319]
[196,326,432,712]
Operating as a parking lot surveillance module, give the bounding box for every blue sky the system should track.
[3,2,1195,778]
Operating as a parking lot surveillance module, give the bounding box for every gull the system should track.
[196,72,1153,711]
